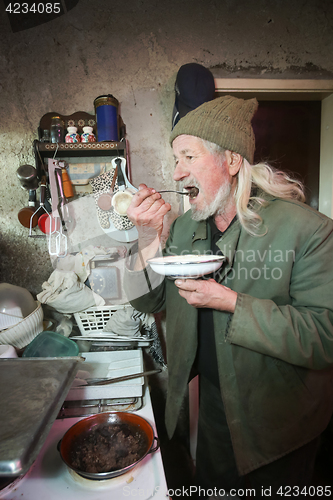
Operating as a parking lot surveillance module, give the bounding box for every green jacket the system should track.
[128,196,333,475]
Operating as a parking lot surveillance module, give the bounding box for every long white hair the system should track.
[202,139,306,236]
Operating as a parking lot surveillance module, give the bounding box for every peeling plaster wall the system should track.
[0,0,333,296]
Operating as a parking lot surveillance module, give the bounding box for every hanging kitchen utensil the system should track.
[48,168,68,257]
[107,157,136,231]
[16,165,39,191]
[28,177,53,238]
[114,156,136,191]
[46,159,72,257]
[116,156,126,190]
[17,190,38,228]
[47,159,62,255]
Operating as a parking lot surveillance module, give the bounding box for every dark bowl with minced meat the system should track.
[58,412,159,479]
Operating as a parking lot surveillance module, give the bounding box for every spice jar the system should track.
[81,126,96,143]
[50,116,64,143]
[65,126,80,143]
[40,129,50,143]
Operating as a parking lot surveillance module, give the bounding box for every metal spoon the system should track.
[159,187,199,199]
[158,190,189,195]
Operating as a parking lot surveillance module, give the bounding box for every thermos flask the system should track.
[94,94,119,142]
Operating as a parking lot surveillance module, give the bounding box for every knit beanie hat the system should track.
[169,95,258,164]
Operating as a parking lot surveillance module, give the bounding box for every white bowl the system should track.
[147,254,225,279]
[0,344,18,358]
[0,301,44,349]
[0,283,37,330]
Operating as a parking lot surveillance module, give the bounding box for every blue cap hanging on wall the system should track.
[171,63,216,130]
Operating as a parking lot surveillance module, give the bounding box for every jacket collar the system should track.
[216,220,241,267]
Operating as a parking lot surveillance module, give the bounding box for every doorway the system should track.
[214,78,333,218]
[252,100,321,209]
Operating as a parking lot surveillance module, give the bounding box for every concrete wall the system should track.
[1,0,333,295]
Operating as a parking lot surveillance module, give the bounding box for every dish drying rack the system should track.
[73,305,152,345]
[74,305,127,334]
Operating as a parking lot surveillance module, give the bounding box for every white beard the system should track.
[190,181,232,221]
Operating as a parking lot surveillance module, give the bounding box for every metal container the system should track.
[94,94,119,141]
[58,411,159,479]
[0,357,83,476]
[16,164,39,190]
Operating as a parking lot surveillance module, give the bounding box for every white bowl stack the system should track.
[0,301,44,349]
[0,283,44,349]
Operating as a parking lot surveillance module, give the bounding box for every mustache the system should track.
[178,178,200,190]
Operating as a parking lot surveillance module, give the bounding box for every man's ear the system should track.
[225,150,243,177]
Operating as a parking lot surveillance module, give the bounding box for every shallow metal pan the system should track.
[58,411,159,479]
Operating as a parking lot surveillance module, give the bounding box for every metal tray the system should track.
[0,357,83,477]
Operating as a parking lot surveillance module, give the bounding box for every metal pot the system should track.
[58,411,159,480]
[16,165,39,190]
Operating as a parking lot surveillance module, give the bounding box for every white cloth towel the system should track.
[55,245,111,282]
[103,306,154,337]
[37,245,126,314]
[37,269,105,314]
[104,306,166,367]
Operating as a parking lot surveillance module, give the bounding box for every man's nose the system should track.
[173,160,189,181]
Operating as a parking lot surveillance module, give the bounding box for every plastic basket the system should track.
[74,305,132,336]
